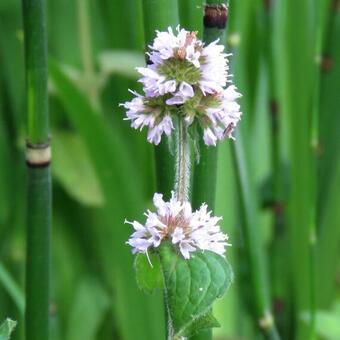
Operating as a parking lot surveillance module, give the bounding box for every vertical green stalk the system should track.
[192,0,228,210]
[178,0,203,37]
[175,118,191,203]
[76,0,98,107]
[22,0,51,339]
[231,133,280,340]
[277,1,315,338]
[141,0,179,198]
[191,3,227,340]
[141,1,179,338]
[316,0,340,310]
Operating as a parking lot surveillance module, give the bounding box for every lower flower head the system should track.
[125,192,231,259]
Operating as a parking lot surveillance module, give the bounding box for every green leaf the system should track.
[159,243,233,337]
[0,319,17,340]
[302,305,340,340]
[52,131,104,207]
[134,252,164,294]
[66,278,110,340]
[181,310,220,338]
[0,263,25,315]
[98,50,144,79]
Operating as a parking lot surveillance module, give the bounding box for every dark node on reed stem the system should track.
[49,301,57,316]
[272,298,285,315]
[332,0,340,12]
[204,4,228,29]
[312,140,323,156]
[259,312,274,330]
[26,141,51,168]
[263,0,272,12]
[269,100,279,134]
[320,54,333,72]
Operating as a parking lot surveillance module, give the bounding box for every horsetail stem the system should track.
[191,3,228,340]
[141,0,179,198]
[192,0,228,211]
[22,0,51,339]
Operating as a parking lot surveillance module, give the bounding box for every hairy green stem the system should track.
[141,1,179,339]
[22,0,51,339]
[175,119,191,203]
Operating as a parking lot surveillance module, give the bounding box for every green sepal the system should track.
[159,242,233,337]
[0,319,17,340]
[134,252,164,294]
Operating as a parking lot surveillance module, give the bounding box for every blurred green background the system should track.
[0,0,339,339]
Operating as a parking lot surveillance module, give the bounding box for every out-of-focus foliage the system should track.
[0,0,339,339]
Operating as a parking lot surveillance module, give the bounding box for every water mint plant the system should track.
[2,0,339,339]
[122,24,238,339]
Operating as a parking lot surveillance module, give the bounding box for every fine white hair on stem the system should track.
[175,118,191,203]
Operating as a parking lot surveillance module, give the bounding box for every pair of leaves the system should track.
[135,243,233,338]
[0,319,16,340]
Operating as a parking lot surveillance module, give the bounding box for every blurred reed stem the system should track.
[316,0,340,311]
[178,0,203,37]
[231,132,280,340]
[22,0,51,339]
[76,0,99,108]
[141,0,179,198]
[191,2,228,340]
[278,1,315,338]
[192,0,228,211]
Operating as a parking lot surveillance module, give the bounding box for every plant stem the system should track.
[21,0,51,339]
[141,0,179,198]
[191,2,227,340]
[141,2,180,339]
[76,0,98,107]
[277,1,315,338]
[175,118,190,203]
[192,0,228,211]
[231,132,280,340]
[178,0,203,37]
[316,1,340,311]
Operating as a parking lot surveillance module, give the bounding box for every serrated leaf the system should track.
[134,252,164,294]
[0,319,17,340]
[181,310,220,337]
[159,243,233,337]
[52,131,104,207]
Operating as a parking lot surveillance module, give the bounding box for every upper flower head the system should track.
[121,26,242,146]
[125,192,231,259]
